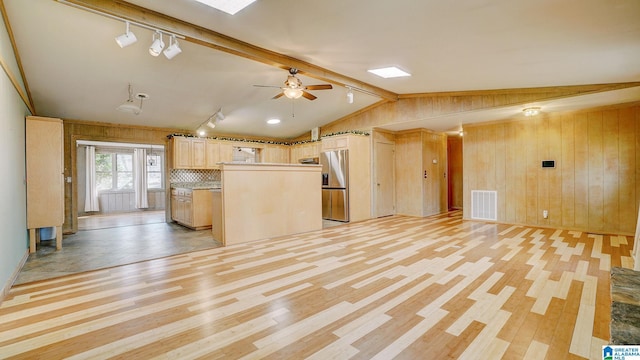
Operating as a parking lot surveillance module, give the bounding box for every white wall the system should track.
[0,15,30,297]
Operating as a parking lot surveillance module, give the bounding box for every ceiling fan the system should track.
[254,68,332,100]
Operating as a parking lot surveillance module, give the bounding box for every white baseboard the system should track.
[0,249,29,305]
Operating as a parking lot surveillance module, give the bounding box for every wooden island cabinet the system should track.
[215,163,322,246]
[171,188,212,230]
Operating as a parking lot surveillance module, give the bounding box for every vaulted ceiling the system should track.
[3,0,640,139]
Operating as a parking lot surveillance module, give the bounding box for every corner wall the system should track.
[463,104,640,235]
[0,13,30,298]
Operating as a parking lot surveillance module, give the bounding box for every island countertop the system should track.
[218,162,321,168]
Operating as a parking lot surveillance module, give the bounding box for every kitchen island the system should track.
[214,162,322,246]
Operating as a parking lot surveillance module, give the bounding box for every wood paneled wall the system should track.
[319,84,639,136]
[463,104,640,235]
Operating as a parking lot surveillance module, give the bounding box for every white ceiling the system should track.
[3,0,640,139]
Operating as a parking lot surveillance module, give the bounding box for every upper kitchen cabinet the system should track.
[263,144,290,163]
[218,142,234,163]
[171,136,233,169]
[170,136,205,169]
[26,116,64,253]
[192,138,206,168]
[395,129,447,217]
[321,136,350,151]
[290,142,320,163]
[171,136,191,169]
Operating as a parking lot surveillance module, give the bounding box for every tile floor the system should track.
[15,213,346,285]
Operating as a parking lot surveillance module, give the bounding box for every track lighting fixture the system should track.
[59,1,185,60]
[163,35,182,59]
[115,21,137,48]
[149,31,165,57]
[197,108,225,135]
[346,87,354,104]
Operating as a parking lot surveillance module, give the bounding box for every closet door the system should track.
[26,116,64,251]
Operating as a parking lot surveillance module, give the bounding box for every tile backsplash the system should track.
[170,169,220,183]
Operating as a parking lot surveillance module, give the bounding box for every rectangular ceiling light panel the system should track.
[193,0,257,15]
[367,66,411,79]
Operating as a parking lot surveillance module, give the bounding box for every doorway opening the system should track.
[447,135,463,211]
[76,140,166,231]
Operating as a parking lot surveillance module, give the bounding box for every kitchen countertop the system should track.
[171,181,221,190]
[218,162,321,167]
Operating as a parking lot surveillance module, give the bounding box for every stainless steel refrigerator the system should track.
[321,149,349,222]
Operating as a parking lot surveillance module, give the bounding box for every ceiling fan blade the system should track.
[254,84,282,89]
[301,91,317,100]
[272,92,284,100]
[305,84,333,91]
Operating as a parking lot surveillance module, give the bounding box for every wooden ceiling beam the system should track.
[56,0,399,101]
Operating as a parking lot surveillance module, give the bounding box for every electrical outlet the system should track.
[543,210,548,219]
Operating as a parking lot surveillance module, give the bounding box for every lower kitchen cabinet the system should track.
[171,188,212,230]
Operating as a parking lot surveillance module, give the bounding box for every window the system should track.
[95,153,113,191]
[95,149,164,191]
[116,153,133,189]
[147,153,163,189]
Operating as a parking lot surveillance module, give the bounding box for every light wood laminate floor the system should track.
[1,211,635,359]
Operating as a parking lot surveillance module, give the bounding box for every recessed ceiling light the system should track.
[367,66,411,79]
[267,118,281,125]
[192,0,257,15]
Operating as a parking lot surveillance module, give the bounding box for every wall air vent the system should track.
[471,190,497,221]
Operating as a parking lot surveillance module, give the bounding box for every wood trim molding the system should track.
[56,0,399,101]
[398,82,640,99]
[0,0,35,114]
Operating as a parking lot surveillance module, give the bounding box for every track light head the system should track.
[215,109,225,121]
[346,88,354,104]
[163,35,182,59]
[149,31,165,56]
[115,21,137,48]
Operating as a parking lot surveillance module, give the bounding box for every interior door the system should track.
[375,142,395,217]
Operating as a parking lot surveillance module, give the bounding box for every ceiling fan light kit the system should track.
[284,88,304,99]
[255,68,333,101]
